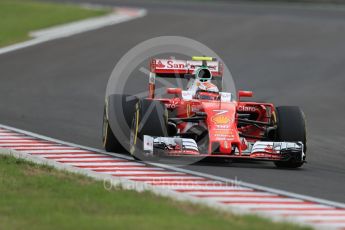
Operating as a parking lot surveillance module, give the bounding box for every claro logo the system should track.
[237,105,257,112]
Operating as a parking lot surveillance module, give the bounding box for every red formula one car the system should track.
[103,57,307,168]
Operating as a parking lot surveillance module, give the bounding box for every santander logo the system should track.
[155,60,186,69]
[167,60,185,69]
[156,60,166,68]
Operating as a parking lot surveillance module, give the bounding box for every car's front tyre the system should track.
[102,94,138,153]
[130,99,168,160]
[274,106,307,168]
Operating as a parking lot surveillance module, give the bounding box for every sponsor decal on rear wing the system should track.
[150,58,223,76]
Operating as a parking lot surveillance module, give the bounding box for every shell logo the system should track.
[212,115,230,125]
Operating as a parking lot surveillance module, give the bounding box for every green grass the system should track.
[0,155,310,230]
[0,0,109,47]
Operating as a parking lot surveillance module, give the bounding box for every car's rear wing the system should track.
[148,57,223,99]
[150,57,223,77]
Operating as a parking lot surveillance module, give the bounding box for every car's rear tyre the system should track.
[130,99,168,160]
[102,94,138,153]
[274,106,307,168]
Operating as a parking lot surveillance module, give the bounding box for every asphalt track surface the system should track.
[1,0,345,203]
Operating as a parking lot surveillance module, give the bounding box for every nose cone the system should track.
[202,101,241,154]
[219,141,232,153]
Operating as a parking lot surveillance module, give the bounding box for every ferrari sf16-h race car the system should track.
[103,56,307,168]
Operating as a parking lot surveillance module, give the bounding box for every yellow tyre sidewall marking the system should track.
[103,124,108,147]
[134,109,139,145]
[130,105,140,155]
[102,113,108,147]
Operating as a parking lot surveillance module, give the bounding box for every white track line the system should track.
[104,171,183,175]
[127,176,208,181]
[65,162,144,166]
[185,191,277,196]
[1,124,345,230]
[259,210,345,215]
[148,180,225,185]
[203,197,304,202]
[98,171,169,175]
[0,7,146,55]
[153,185,249,190]
[23,149,92,153]
[40,154,109,157]
[0,134,26,137]
[0,140,50,143]
[46,157,114,160]
[297,216,345,221]
[315,223,345,228]
[52,158,119,162]
[92,167,165,171]
[232,204,330,209]
[6,146,75,150]
[0,143,56,146]
[0,136,36,139]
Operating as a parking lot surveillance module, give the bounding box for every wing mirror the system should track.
[238,90,253,99]
[167,88,182,95]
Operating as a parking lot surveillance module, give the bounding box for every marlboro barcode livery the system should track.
[103,57,307,168]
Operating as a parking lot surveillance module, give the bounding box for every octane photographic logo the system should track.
[105,36,236,165]
[103,177,241,192]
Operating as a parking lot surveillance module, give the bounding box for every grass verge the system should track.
[0,0,110,47]
[0,155,310,230]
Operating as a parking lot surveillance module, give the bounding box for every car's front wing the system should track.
[143,135,305,163]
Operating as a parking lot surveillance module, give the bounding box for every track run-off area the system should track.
[1,124,345,229]
[0,0,345,228]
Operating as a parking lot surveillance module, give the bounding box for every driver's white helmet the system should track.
[197,82,219,93]
[195,82,220,100]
